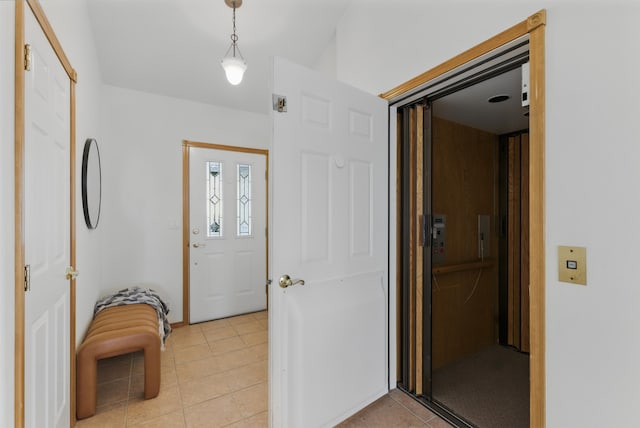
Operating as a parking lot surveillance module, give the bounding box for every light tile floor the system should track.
[77,311,268,428]
[76,310,451,428]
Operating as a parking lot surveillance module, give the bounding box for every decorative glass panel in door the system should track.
[207,161,223,237]
[237,163,252,236]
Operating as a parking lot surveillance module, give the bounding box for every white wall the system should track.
[337,1,640,426]
[313,31,337,79]
[337,1,535,97]
[39,0,105,344]
[544,5,640,425]
[100,85,269,323]
[0,3,16,425]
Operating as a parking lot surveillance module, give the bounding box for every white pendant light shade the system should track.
[221,55,247,85]
[221,0,246,86]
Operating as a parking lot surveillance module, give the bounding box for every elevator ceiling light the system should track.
[487,94,510,103]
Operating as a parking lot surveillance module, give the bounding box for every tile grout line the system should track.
[124,353,133,427]
[172,348,189,428]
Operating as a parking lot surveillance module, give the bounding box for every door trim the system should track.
[381,10,546,427]
[181,140,269,326]
[14,0,78,425]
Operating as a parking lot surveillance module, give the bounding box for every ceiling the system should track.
[87,0,350,114]
[87,0,529,133]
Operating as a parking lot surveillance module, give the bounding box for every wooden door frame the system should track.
[180,140,269,326]
[14,0,78,426]
[381,10,546,427]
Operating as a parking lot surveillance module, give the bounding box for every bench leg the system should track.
[143,343,161,399]
[76,356,97,419]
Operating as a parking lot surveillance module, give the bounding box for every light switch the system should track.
[558,246,586,285]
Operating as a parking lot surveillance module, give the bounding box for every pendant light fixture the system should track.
[221,0,246,85]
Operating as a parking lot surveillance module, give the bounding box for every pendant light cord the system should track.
[231,6,238,56]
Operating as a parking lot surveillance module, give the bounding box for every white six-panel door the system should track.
[24,7,71,428]
[270,57,389,428]
[189,147,267,324]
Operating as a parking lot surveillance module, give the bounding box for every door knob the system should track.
[279,274,305,289]
[192,242,206,248]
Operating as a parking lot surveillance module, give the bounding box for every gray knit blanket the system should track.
[94,286,172,347]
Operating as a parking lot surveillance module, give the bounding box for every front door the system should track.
[189,146,267,324]
[24,7,72,428]
[270,57,389,427]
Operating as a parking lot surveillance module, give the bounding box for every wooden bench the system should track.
[76,303,161,419]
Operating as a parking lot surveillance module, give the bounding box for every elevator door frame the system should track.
[385,10,546,428]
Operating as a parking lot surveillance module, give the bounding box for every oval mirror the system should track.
[82,138,102,229]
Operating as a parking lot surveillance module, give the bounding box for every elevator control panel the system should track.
[432,214,446,265]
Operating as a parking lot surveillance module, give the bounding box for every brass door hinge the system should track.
[24,264,31,292]
[272,94,287,113]
[65,266,79,280]
[24,44,32,71]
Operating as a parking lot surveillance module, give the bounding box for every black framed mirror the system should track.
[82,138,102,229]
